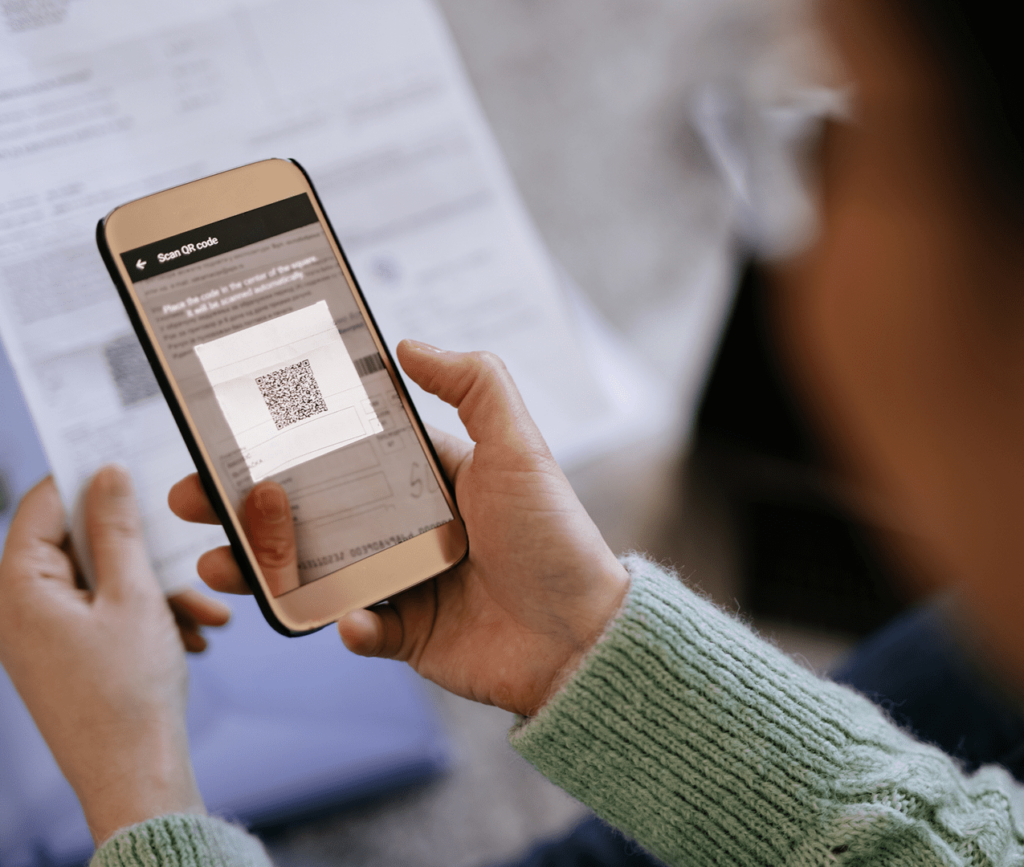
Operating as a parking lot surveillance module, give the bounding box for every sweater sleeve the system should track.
[90,814,273,867]
[510,554,1024,866]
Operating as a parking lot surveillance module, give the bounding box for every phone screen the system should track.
[120,194,454,596]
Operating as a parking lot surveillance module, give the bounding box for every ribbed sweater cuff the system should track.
[91,814,272,867]
[509,554,899,866]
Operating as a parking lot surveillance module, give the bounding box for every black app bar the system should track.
[121,194,318,281]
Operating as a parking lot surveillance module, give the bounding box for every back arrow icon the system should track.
[136,259,147,270]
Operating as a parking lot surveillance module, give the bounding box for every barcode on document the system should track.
[353,353,386,377]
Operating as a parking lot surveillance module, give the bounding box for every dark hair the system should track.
[894,0,1024,214]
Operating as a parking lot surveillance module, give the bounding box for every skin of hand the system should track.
[169,340,630,717]
[0,467,231,846]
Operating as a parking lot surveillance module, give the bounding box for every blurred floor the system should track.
[264,2,863,865]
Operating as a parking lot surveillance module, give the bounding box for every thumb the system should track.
[84,465,157,598]
[397,340,552,462]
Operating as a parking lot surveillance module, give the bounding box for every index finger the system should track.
[5,476,66,548]
[244,481,298,597]
[168,474,219,525]
[0,476,74,587]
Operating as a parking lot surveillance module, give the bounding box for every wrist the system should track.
[531,558,630,716]
[76,724,206,846]
[85,778,206,847]
[570,559,630,652]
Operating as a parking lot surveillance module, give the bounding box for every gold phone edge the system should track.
[102,159,468,633]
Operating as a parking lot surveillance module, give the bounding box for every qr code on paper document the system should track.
[256,359,328,430]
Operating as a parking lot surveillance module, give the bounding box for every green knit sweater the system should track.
[92,556,1024,866]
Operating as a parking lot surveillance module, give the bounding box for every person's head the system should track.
[774,0,1024,684]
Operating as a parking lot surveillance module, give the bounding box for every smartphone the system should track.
[97,159,467,636]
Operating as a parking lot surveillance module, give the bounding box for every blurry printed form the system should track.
[0,0,663,592]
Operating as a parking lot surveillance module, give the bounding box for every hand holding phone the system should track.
[173,341,631,717]
[98,160,467,635]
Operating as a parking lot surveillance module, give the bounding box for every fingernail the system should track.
[95,464,132,499]
[403,339,446,354]
[252,485,288,523]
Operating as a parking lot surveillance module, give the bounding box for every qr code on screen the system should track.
[256,359,328,430]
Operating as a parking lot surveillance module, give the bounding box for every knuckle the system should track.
[470,350,508,376]
[92,492,143,541]
[462,351,512,408]
[97,512,140,540]
[251,534,295,570]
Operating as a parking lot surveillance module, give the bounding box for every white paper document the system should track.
[0,0,675,592]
